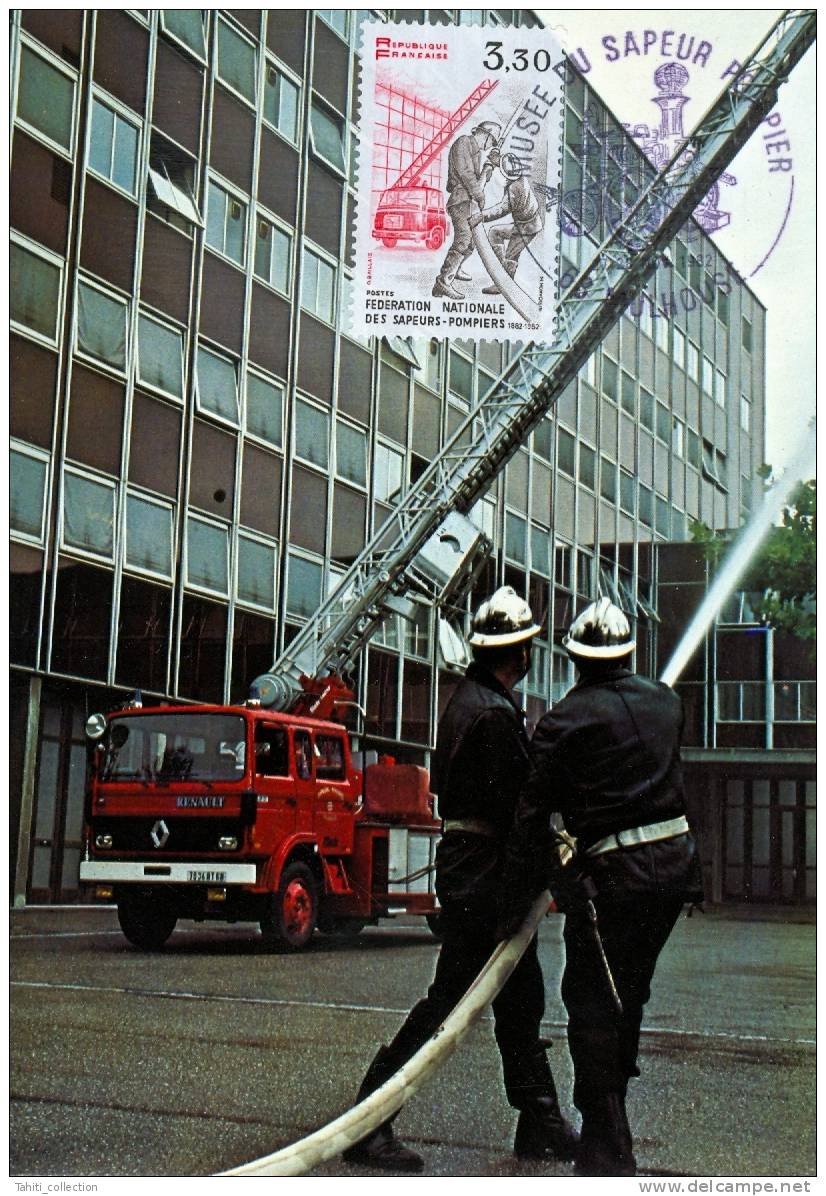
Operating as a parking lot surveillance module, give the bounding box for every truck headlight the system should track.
[218,836,238,851]
[86,713,107,740]
[95,834,113,849]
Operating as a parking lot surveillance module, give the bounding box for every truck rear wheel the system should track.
[261,861,318,950]
[427,226,445,250]
[117,889,177,950]
[381,237,397,248]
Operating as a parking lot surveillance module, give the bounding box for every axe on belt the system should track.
[551,829,624,1017]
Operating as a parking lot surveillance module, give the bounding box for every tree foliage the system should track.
[690,474,816,641]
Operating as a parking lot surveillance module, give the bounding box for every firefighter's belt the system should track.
[443,818,498,838]
[585,815,689,858]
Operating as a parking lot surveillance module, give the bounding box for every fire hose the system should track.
[216,888,553,1177]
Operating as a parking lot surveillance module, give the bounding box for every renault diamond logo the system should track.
[150,819,170,848]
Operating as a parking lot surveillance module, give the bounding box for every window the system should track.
[533,419,552,462]
[10,239,62,342]
[505,511,527,565]
[714,369,727,408]
[582,353,597,388]
[687,428,701,471]
[421,338,443,391]
[601,356,618,402]
[717,288,729,326]
[449,350,473,405]
[620,370,635,415]
[316,734,346,780]
[138,314,184,399]
[294,399,330,469]
[125,492,173,577]
[675,239,688,278]
[600,456,617,503]
[687,340,700,382]
[254,216,291,293]
[88,96,139,195]
[246,371,283,446]
[301,247,336,323]
[672,417,685,458]
[76,281,128,371]
[740,395,752,434]
[620,469,635,514]
[318,10,349,37]
[654,311,669,352]
[638,484,653,526]
[264,62,299,143]
[148,134,202,229]
[374,442,404,503]
[672,326,686,370]
[576,549,592,597]
[742,316,753,353]
[555,544,571,589]
[579,442,596,490]
[160,10,207,58]
[638,296,653,339]
[336,421,368,487]
[16,43,75,152]
[186,515,229,594]
[63,470,116,559]
[196,345,239,423]
[701,355,714,395]
[701,441,727,490]
[655,401,670,444]
[11,444,49,542]
[206,180,247,265]
[655,495,670,537]
[530,524,550,576]
[717,681,765,722]
[237,533,276,610]
[216,16,257,103]
[639,387,654,433]
[286,552,323,618]
[557,428,575,477]
[310,100,346,173]
[774,681,816,723]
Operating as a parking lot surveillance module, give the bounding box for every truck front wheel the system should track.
[261,861,318,950]
[117,889,177,950]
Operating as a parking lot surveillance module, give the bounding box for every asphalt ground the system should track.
[8,903,816,1189]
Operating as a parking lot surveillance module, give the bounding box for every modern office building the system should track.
[10,9,769,905]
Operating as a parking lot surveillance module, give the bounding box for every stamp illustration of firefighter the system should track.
[432,119,501,299]
[468,153,552,295]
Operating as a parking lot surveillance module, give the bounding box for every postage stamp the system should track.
[349,22,565,343]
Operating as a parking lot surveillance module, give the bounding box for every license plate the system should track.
[187,870,226,882]
[384,214,403,228]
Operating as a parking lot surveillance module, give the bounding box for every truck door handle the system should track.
[285,797,297,807]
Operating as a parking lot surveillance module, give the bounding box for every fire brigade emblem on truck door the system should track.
[350,22,565,343]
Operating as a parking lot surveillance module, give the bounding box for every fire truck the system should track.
[79,13,814,951]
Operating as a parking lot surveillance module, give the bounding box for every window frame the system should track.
[215,14,258,107]
[309,96,347,176]
[10,440,51,546]
[301,242,337,325]
[244,366,285,449]
[74,275,130,375]
[205,174,249,268]
[262,56,301,146]
[195,342,241,427]
[14,36,78,158]
[285,548,325,620]
[236,528,279,612]
[185,511,231,597]
[293,395,331,471]
[10,232,65,348]
[86,88,142,199]
[136,309,186,401]
[159,9,208,62]
[124,487,175,581]
[61,465,118,563]
[253,208,293,295]
[335,418,369,490]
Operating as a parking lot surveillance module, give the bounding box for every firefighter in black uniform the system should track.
[342,586,578,1172]
[500,598,703,1177]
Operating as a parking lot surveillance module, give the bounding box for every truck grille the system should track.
[90,817,244,855]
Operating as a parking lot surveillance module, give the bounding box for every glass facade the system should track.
[10,9,768,903]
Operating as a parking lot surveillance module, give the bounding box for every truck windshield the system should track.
[101,713,248,783]
[380,188,429,208]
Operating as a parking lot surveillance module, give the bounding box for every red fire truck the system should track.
[372,186,448,250]
[80,698,447,947]
[81,696,442,950]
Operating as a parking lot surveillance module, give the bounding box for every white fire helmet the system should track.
[563,597,635,660]
[469,586,542,648]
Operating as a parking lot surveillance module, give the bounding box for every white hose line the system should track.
[470,224,542,325]
[217,890,552,1176]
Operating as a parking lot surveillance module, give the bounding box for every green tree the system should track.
[690,474,816,641]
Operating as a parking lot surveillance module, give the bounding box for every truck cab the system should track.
[372,185,447,250]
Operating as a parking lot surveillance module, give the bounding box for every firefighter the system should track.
[468,153,547,295]
[432,120,501,300]
[342,586,578,1172]
[499,598,704,1176]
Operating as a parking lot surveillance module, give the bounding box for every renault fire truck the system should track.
[79,13,815,951]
